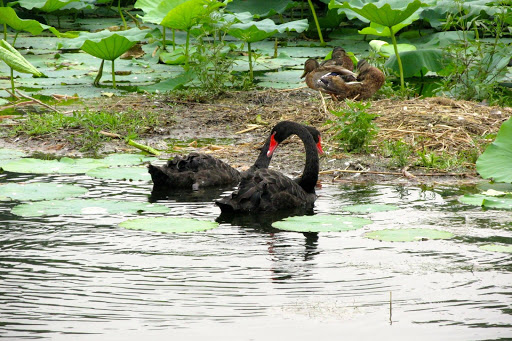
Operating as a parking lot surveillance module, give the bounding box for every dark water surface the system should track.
[1,172,511,340]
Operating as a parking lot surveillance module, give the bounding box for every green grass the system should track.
[9,109,163,154]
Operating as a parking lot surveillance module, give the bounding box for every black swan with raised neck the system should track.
[148,122,322,191]
[215,121,322,213]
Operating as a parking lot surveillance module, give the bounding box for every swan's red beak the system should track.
[267,132,278,157]
[317,136,324,154]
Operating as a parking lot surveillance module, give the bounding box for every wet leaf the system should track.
[476,117,512,183]
[272,215,372,232]
[1,157,106,174]
[86,167,151,181]
[0,182,87,201]
[12,199,169,217]
[364,228,453,242]
[102,153,156,166]
[0,148,26,162]
[119,217,218,233]
[342,204,400,213]
[479,244,512,254]
[458,194,512,210]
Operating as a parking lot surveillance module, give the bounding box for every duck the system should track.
[215,121,321,213]
[148,122,323,191]
[303,58,385,101]
[320,47,354,71]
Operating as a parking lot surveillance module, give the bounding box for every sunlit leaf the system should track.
[0,182,87,201]
[1,157,106,174]
[369,39,416,57]
[358,14,419,36]
[135,0,189,25]
[458,194,512,210]
[12,199,169,217]
[18,0,80,12]
[228,18,308,43]
[364,228,453,242]
[58,28,150,50]
[479,244,512,253]
[272,215,372,232]
[81,34,138,61]
[119,217,218,233]
[476,117,512,183]
[0,7,59,36]
[161,0,226,30]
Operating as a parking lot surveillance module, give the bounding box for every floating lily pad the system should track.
[479,244,512,253]
[272,214,372,232]
[0,183,87,201]
[101,153,156,166]
[11,199,169,217]
[86,167,151,181]
[342,204,399,213]
[0,148,26,162]
[2,157,106,174]
[364,228,454,242]
[119,217,218,233]
[459,194,512,210]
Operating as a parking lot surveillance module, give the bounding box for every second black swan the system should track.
[215,121,321,213]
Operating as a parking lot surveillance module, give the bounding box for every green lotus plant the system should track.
[160,0,227,69]
[476,117,512,183]
[0,39,44,95]
[59,28,149,88]
[329,0,426,91]
[227,18,308,81]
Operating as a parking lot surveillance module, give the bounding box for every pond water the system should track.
[1,170,512,340]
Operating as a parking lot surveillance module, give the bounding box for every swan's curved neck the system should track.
[295,126,319,193]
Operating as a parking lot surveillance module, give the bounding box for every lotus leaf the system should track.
[102,153,156,166]
[365,228,454,242]
[0,148,26,162]
[458,194,512,210]
[86,167,151,181]
[11,199,169,217]
[342,204,400,213]
[370,39,416,57]
[0,7,59,37]
[479,244,512,254]
[476,118,512,183]
[385,49,444,77]
[358,14,419,37]
[228,19,309,43]
[272,215,372,233]
[0,183,87,201]
[18,0,80,12]
[1,157,106,174]
[119,217,218,233]
[160,0,225,31]
[226,0,296,18]
[138,70,196,92]
[58,28,150,50]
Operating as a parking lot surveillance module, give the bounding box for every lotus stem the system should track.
[118,0,127,30]
[172,29,176,51]
[2,24,6,41]
[248,41,253,81]
[307,0,325,46]
[127,139,161,155]
[389,26,404,92]
[94,59,104,87]
[10,67,14,96]
[162,26,166,50]
[112,59,116,88]
[185,29,190,70]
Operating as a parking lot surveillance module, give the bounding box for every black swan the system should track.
[215,121,321,213]
[148,122,322,191]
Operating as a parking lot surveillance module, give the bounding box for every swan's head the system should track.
[267,123,324,157]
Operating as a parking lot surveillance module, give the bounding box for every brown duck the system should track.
[319,47,354,71]
[303,59,385,101]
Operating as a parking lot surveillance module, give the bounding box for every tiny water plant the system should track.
[327,100,378,153]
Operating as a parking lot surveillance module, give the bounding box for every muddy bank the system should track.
[1,89,510,186]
